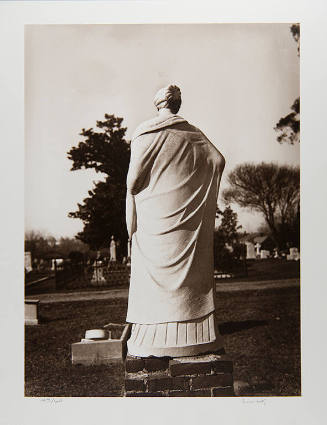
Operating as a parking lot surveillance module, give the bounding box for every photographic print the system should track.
[24,23,300,398]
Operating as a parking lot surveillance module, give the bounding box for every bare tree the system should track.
[223,163,300,248]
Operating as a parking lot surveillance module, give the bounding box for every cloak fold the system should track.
[126,114,224,324]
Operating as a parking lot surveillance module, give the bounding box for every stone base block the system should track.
[124,352,234,397]
[72,340,125,365]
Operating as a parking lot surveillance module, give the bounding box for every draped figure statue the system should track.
[126,85,225,357]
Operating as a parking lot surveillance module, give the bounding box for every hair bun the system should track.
[153,85,182,113]
[166,85,181,101]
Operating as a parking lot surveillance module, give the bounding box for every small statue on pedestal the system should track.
[109,235,117,262]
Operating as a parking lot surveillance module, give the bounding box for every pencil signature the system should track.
[40,398,63,404]
[242,398,267,406]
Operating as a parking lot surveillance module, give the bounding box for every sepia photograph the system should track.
[24,22,301,398]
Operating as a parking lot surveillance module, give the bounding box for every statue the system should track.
[125,85,225,357]
[109,235,117,262]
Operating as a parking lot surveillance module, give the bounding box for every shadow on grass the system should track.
[219,320,268,335]
[38,315,74,324]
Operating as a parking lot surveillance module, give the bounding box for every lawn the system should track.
[25,285,300,397]
[228,258,300,282]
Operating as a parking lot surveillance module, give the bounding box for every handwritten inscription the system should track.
[40,398,63,404]
[242,398,267,406]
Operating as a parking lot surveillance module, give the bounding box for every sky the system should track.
[25,23,300,239]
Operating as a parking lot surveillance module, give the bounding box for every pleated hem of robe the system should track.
[126,311,224,358]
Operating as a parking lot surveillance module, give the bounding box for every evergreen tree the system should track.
[67,114,130,251]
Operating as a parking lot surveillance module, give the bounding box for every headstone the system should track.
[91,263,106,286]
[24,252,32,273]
[254,242,261,257]
[51,258,64,270]
[287,247,300,261]
[245,242,256,259]
[25,299,39,325]
[260,249,270,259]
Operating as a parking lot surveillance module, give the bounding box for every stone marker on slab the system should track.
[25,299,39,325]
[71,323,131,365]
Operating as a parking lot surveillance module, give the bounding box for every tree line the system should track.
[25,231,89,262]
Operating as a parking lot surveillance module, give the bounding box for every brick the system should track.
[125,391,165,397]
[169,389,211,397]
[125,355,145,373]
[147,375,190,392]
[212,386,235,396]
[192,373,233,390]
[169,359,211,377]
[144,357,169,372]
[124,378,146,392]
[211,359,233,374]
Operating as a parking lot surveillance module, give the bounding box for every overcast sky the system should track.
[25,23,300,239]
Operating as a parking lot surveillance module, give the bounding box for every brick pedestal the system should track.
[124,352,234,397]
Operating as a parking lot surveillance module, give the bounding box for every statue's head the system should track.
[153,85,181,114]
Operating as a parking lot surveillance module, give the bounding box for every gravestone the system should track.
[245,242,256,259]
[24,252,32,273]
[91,261,106,286]
[260,249,270,259]
[254,242,261,257]
[287,247,300,261]
[25,299,39,325]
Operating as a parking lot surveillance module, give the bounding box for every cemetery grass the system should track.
[228,258,300,283]
[25,286,300,397]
